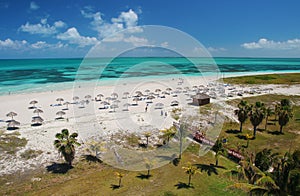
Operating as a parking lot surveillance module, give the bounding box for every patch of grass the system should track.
[20,149,43,160]
[125,133,140,147]
[0,131,27,154]
[0,145,246,196]
[223,73,300,85]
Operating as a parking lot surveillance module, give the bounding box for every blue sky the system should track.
[0,0,300,58]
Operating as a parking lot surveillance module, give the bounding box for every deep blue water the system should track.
[0,57,300,95]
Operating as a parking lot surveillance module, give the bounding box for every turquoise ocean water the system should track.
[1,57,300,95]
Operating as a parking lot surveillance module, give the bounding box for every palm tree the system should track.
[228,153,279,195]
[182,162,200,186]
[272,150,300,194]
[234,100,250,132]
[249,102,265,138]
[264,107,274,131]
[115,172,124,187]
[161,128,176,144]
[144,158,156,177]
[54,129,81,166]
[255,148,279,172]
[212,139,226,166]
[144,132,151,147]
[278,106,293,133]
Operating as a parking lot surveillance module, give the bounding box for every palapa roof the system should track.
[192,93,210,100]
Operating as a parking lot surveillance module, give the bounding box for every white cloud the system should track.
[123,35,148,46]
[57,27,99,47]
[19,18,66,36]
[111,9,138,28]
[0,38,67,51]
[30,41,66,49]
[0,39,27,49]
[30,1,39,10]
[207,47,227,52]
[160,42,169,47]
[242,38,300,50]
[81,8,142,40]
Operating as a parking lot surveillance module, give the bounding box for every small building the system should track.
[192,93,210,106]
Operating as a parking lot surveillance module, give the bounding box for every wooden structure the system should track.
[192,93,210,106]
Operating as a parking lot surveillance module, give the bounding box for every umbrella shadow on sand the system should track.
[7,127,19,131]
[31,123,42,127]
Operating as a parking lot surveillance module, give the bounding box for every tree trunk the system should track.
[280,125,283,133]
[253,126,257,138]
[265,116,268,131]
[119,178,122,187]
[215,158,218,166]
[239,122,243,132]
[188,174,192,186]
[147,169,150,176]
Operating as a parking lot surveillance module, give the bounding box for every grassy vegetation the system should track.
[223,73,300,84]
[0,130,27,154]
[223,94,300,154]
[20,149,43,160]
[0,144,246,196]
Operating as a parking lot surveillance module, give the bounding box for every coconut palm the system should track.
[115,172,124,187]
[161,128,176,144]
[249,102,265,138]
[144,132,151,147]
[212,139,227,166]
[144,158,156,177]
[278,106,293,133]
[182,162,200,186]
[255,148,279,172]
[264,106,274,131]
[234,100,250,132]
[54,129,81,166]
[272,151,299,194]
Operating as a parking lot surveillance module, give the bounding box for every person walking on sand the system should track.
[145,106,148,112]
[165,111,167,117]
[161,110,163,116]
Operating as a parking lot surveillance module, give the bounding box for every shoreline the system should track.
[1,70,300,96]
[0,72,300,176]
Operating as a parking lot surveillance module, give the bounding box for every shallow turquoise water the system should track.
[1,57,300,95]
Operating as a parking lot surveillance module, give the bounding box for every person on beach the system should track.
[161,110,163,116]
[165,111,167,117]
[145,106,148,112]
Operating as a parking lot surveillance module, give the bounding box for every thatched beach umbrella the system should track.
[32,116,44,124]
[100,101,110,109]
[110,104,118,112]
[96,94,104,101]
[56,111,66,118]
[166,88,172,93]
[63,101,70,109]
[123,103,131,111]
[113,100,121,106]
[111,93,118,100]
[33,108,43,116]
[56,98,64,105]
[6,111,17,120]
[170,100,179,106]
[145,89,150,95]
[7,120,20,129]
[133,97,140,105]
[73,96,80,103]
[155,102,164,109]
[29,100,38,108]
[155,89,161,93]
[85,95,92,99]
[123,92,130,99]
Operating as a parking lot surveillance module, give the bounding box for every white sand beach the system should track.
[0,74,300,175]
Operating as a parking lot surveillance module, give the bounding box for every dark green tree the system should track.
[54,129,81,166]
[249,102,265,137]
[234,100,251,132]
